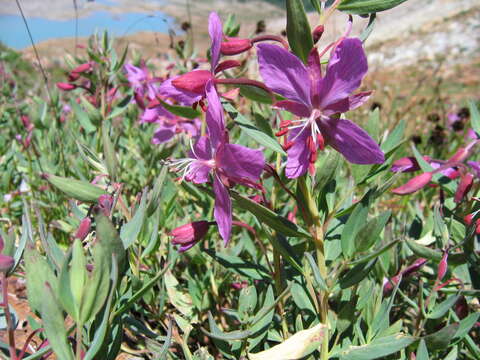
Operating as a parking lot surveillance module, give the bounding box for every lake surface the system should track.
[0,7,174,49]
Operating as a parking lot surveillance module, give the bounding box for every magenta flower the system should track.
[257,38,384,178]
[124,63,161,102]
[171,82,265,243]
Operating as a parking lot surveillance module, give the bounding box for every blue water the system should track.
[0,10,174,49]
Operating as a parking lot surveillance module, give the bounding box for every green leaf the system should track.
[468,100,480,137]
[339,259,377,289]
[147,166,169,216]
[356,211,391,252]
[337,334,416,360]
[102,121,119,181]
[230,191,311,238]
[71,100,96,133]
[424,323,459,350]
[238,286,258,319]
[159,99,201,119]
[427,294,459,319]
[265,231,304,274]
[381,119,405,153]
[406,240,442,262]
[94,210,126,272]
[416,339,429,360]
[239,84,273,104]
[286,0,313,63]
[305,252,328,291]
[205,312,252,340]
[83,256,118,360]
[205,249,270,280]
[107,94,132,119]
[45,173,107,202]
[70,239,87,311]
[24,245,58,314]
[341,195,371,258]
[338,0,409,14]
[224,102,285,155]
[453,312,480,341]
[120,191,147,248]
[41,283,75,360]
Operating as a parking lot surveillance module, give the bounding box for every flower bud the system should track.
[391,172,432,195]
[170,221,211,252]
[0,254,14,273]
[437,250,448,281]
[75,217,92,241]
[171,70,213,94]
[312,25,324,44]
[391,157,421,173]
[464,213,474,225]
[454,172,474,203]
[220,38,252,55]
[72,62,93,74]
[56,82,76,91]
[98,194,114,216]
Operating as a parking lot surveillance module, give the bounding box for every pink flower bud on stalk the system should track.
[391,172,433,195]
[172,70,214,94]
[383,258,427,295]
[56,82,76,91]
[220,38,252,55]
[454,172,474,203]
[312,25,325,44]
[437,250,449,281]
[21,115,33,131]
[75,217,92,241]
[0,255,14,273]
[98,194,114,216]
[71,62,93,74]
[170,221,212,252]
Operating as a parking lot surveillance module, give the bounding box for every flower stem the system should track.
[298,176,329,359]
[1,273,17,360]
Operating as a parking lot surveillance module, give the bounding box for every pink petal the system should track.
[274,100,311,118]
[159,76,203,105]
[152,124,175,144]
[285,127,311,178]
[209,12,223,70]
[319,118,384,164]
[216,143,265,181]
[257,43,311,107]
[391,172,433,195]
[318,38,368,110]
[205,80,225,148]
[213,174,232,245]
[323,91,372,116]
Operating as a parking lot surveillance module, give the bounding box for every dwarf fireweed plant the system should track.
[0,0,479,359]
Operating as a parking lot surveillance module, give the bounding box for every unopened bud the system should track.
[454,173,474,203]
[56,82,76,91]
[72,62,93,74]
[171,70,213,94]
[98,194,114,216]
[0,254,14,273]
[220,38,252,55]
[391,156,421,173]
[437,250,448,281]
[392,172,432,195]
[75,217,92,241]
[464,213,474,226]
[170,221,211,252]
[312,25,324,44]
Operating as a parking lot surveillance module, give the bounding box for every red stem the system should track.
[2,272,17,360]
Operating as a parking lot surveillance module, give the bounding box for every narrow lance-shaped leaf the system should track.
[286,0,313,63]
[338,0,409,15]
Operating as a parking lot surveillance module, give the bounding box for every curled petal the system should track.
[391,172,432,195]
[257,43,311,107]
[213,174,232,245]
[391,156,421,173]
[323,91,372,116]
